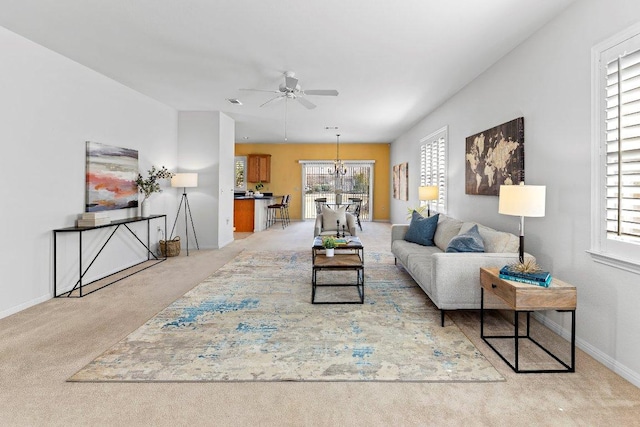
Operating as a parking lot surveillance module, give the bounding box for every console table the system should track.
[479,267,576,373]
[53,215,167,297]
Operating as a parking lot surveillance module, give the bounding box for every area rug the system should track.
[69,250,504,382]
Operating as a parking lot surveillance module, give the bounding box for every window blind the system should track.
[420,131,447,214]
[605,46,640,242]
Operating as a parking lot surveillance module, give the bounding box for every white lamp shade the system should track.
[419,185,439,201]
[171,173,198,188]
[499,184,546,217]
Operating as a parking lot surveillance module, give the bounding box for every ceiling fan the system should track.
[240,71,338,109]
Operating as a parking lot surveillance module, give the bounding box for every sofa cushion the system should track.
[446,224,485,253]
[459,222,519,253]
[434,215,464,251]
[322,205,347,231]
[392,239,442,268]
[404,211,439,246]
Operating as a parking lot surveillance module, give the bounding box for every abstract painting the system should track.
[393,162,409,201]
[86,141,139,212]
[465,117,524,196]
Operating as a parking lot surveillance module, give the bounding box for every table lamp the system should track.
[498,182,546,264]
[419,185,439,217]
[170,173,199,256]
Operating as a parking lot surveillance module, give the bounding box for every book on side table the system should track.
[498,265,552,287]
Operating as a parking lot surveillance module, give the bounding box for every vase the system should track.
[325,248,335,257]
[141,199,150,217]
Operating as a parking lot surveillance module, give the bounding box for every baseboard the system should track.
[534,313,640,388]
[0,293,51,320]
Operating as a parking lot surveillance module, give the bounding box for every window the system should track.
[420,126,448,214]
[234,156,247,191]
[591,23,640,272]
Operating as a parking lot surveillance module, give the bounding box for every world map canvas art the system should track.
[465,117,524,196]
[86,141,139,212]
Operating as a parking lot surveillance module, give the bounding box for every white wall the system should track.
[177,111,235,250]
[390,0,640,386]
[0,26,178,318]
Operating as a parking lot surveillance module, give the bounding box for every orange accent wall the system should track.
[235,143,390,221]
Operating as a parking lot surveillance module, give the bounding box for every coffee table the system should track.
[311,236,364,304]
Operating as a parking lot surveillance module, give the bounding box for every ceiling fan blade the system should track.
[239,88,280,93]
[303,89,339,96]
[296,97,316,110]
[285,76,299,90]
[260,95,285,108]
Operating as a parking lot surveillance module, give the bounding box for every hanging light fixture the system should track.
[329,134,347,176]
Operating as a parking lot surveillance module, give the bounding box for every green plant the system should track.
[406,205,427,219]
[135,166,174,200]
[321,236,337,249]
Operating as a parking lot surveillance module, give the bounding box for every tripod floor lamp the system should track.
[170,173,199,256]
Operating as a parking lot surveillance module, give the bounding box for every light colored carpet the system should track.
[70,250,503,382]
[2,222,640,426]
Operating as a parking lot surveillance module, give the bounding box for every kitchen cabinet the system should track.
[247,154,271,183]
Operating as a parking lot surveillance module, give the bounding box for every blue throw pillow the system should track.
[404,211,439,246]
[446,224,485,253]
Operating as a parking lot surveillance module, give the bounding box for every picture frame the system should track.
[465,117,524,196]
[86,141,139,212]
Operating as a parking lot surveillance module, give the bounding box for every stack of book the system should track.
[499,265,552,287]
[77,212,111,227]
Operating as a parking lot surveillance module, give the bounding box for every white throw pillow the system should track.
[322,205,347,231]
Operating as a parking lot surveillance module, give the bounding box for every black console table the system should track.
[53,215,167,297]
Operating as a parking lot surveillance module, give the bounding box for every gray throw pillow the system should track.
[404,211,439,246]
[446,224,485,253]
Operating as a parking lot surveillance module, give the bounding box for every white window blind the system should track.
[420,127,447,214]
[605,45,640,242]
[590,23,640,273]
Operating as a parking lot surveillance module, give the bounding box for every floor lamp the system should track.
[419,185,439,217]
[170,173,199,256]
[498,182,546,264]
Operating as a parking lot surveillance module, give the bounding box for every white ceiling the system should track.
[0,0,575,143]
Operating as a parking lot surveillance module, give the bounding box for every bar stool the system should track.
[267,195,289,229]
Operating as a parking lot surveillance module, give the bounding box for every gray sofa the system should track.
[391,214,530,326]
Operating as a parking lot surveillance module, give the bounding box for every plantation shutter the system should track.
[605,43,640,242]
[420,130,447,214]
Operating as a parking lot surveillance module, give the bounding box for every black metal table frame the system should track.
[53,215,167,298]
[311,246,364,304]
[480,288,576,373]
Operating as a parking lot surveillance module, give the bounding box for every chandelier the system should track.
[329,134,347,175]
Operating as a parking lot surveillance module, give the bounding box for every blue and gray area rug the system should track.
[69,250,503,382]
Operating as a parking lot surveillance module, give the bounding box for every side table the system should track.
[479,267,577,373]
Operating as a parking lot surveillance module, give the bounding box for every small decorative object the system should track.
[508,258,542,274]
[322,236,337,257]
[159,236,181,257]
[135,166,174,217]
[465,117,524,196]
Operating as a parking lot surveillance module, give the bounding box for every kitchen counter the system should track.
[233,195,281,232]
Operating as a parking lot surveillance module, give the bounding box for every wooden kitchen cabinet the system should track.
[247,154,271,183]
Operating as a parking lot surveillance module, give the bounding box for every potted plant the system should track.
[135,166,174,217]
[254,181,265,196]
[322,236,337,257]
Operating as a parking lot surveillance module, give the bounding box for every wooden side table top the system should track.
[480,267,577,311]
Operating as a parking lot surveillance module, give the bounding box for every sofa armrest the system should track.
[391,224,409,242]
[430,252,535,309]
[314,214,323,237]
[345,212,357,236]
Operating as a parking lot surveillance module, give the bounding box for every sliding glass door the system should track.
[300,161,374,220]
